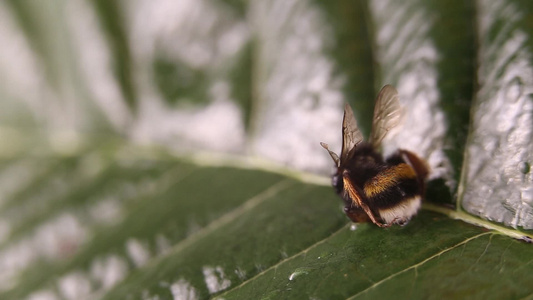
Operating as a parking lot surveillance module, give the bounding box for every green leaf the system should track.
[218,218,530,300]
[0,0,532,299]
[1,154,532,299]
[92,0,137,110]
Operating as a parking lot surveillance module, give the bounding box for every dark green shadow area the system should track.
[153,56,210,107]
[92,0,137,111]
[426,1,476,199]
[426,178,453,207]
[229,41,254,130]
[312,0,376,137]
[219,0,248,18]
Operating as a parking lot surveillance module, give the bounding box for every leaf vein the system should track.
[215,224,350,298]
[345,232,493,300]
[140,179,294,270]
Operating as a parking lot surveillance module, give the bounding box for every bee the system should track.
[320,85,429,227]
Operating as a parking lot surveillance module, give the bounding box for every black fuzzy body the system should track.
[333,142,425,224]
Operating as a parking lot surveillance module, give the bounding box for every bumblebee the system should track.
[321,85,429,227]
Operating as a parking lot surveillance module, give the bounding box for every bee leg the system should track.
[398,220,409,226]
[376,221,393,228]
[391,217,408,226]
[342,172,387,227]
[376,218,408,228]
[351,201,388,227]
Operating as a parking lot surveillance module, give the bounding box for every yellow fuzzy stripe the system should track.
[363,163,416,198]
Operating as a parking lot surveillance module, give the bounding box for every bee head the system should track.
[332,173,343,194]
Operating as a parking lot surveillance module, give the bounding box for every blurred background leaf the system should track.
[0,0,532,299]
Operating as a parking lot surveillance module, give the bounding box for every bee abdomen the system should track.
[363,163,421,213]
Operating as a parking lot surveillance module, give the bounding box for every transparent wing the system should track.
[370,85,402,149]
[341,103,364,163]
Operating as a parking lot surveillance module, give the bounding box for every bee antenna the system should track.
[320,142,340,166]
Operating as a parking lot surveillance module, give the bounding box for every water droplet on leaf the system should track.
[288,268,311,281]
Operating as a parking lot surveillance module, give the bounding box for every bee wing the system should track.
[341,103,364,164]
[369,85,402,149]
